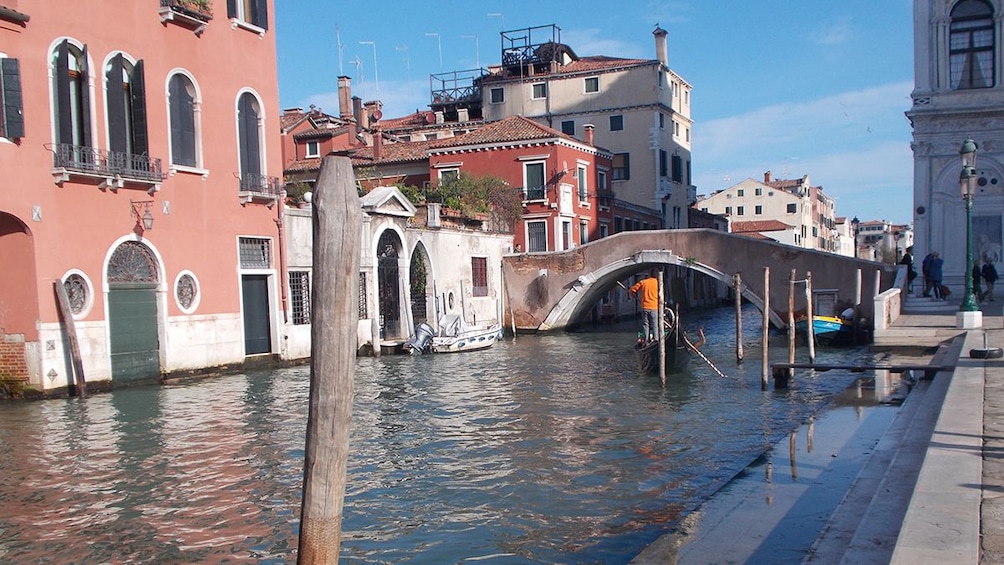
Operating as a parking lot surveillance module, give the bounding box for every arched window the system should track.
[105,54,148,158]
[51,39,91,149]
[950,0,995,89]
[168,73,198,167]
[237,91,263,190]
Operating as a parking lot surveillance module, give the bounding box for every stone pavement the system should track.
[631,292,1004,564]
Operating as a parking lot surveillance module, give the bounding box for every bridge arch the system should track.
[540,249,785,330]
[502,229,894,332]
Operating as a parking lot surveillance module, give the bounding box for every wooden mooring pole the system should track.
[734,272,744,363]
[782,269,796,388]
[298,156,361,565]
[806,271,815,363]
[658,270,666,387]
[53,280,86,398]
[761,267,770,391]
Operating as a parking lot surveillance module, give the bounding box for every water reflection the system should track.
[0,306,892,564]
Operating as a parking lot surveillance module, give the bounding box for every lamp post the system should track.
[851,216,860,259]
[960,138,979,313]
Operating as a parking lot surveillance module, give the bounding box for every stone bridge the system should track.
[501,229,897,332]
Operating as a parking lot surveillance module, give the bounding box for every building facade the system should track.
[909,0,1004,290]
[480,25,695,229]
[0,0,285,392]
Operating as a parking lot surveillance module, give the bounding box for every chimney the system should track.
[352,96,363,132]
[764,171,773,183]
[373,127,382,160]
[584,123,595,146]
[457,108,469,122]
[653,26,668,67]
[337,76,352,119]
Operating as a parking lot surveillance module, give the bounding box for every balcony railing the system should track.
[238,172,282,205]
[159,0,213,21]
[50,143,165,188]
[524,186,546,201]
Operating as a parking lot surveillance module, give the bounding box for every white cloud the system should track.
[810,16,854,45]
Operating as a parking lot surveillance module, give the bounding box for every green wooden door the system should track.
[242,275,271,355]
[108,283,160,383]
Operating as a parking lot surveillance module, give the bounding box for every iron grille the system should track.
[290,271,311,325]
[239,237,271,269]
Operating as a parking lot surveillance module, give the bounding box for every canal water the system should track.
[0,306,891,564]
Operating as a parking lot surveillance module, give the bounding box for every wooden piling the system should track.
[298,156,361,565]
[762,267,770,391]
[786,268,796,388]
[806,271,815,363]
[658,270,666,387]
[53,280,86,397]
[734,272,744,363]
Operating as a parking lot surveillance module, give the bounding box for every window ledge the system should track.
[230,18,266,37]
[169,164,209,179]
[579,200,590,208]
[239,191,279,208]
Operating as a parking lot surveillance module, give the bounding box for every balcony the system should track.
[159,0,213,36]
[524,186,546,201]
[238,172,281,206]
[50,143,165,193]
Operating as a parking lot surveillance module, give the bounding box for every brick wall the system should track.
[0,331,28,379]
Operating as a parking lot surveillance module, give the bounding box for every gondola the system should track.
[634,307,693,374]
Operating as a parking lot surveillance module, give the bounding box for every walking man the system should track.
[983,259,998,302]
[922,250,935,297]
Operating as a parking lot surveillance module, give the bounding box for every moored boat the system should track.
[405,314,502,354]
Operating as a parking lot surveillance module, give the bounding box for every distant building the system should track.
[695,172,837,252]
[909,0,1004,288]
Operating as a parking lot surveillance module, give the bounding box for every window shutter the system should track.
[226,0,237,18]
[169,76,196,167]
[106,54,127,154]
[1,58,24,139]
[239,93,261,177]
[672,155,682,182]
[130,60,149,155]
[79,44,91,148]
[55,40,72,145]
[254,0,269,30]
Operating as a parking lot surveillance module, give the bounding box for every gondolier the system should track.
[629,270,660,344]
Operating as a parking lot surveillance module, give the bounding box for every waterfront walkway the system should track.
[632,293,1004,564]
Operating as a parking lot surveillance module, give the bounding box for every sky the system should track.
[274,0,916,225]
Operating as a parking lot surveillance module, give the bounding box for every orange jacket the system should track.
[630,277,659,310]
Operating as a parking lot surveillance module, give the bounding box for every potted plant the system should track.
[171,0,213,20]
[285,181,312,208]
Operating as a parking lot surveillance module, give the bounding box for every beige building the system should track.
[696,172,838,251]
[908,0,1004,291]
[480,25,695,229]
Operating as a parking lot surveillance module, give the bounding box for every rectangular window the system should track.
[305,140,320,158]
[490,87,504,103]
[289,271,311,325]
[737,206,745,216]
[597,170,607,191]
[755,205,763,215]
[614,216,623,232]
[600,224,609,238]
[612,153,629,180]
[584,76,599,93]
[659,150,668,177]
[424,132,438,141]
[471,257,488,297]
[239,237,271,268]
[532,82,547,99]
[633,219,641,231]
[577,165,587,200]
[228,0,270,30]
[672,155,683,182]
[658,112,665,129]
[524,162,545,200]
[561,120,575,135]
[609,114,623,131]
[579,222,588,244]
[0,57,24,139]
[725,206,732,215]
[438,168,459,182]
[737,188,744,197]
[527,221,547,252]
[755,187,762,196]
[786,203,797,213]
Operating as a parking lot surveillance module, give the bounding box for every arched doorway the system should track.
[410,243,432,326]
[377,230,403,339]
[107,240,161,383]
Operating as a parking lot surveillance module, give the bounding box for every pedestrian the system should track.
[973,260,983,302]
[899,246,916,294]
[630,270,660,344]
[982,259,998,302]
[929,251,944,300]
[921,250,935,297]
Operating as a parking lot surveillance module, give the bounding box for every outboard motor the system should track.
[404,322,435,354]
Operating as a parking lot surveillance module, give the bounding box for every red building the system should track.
[0,1,285,393]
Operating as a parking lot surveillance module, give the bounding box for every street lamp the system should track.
[960,138,979,312]
[851,216,860,259]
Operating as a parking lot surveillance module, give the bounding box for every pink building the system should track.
[0,0,285,394]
